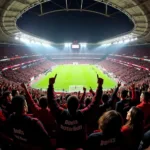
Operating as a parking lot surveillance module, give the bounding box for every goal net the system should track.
[69,85,83,93]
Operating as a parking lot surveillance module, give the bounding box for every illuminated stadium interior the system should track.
[0,0,150,150]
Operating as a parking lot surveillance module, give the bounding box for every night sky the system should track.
[17,0,134,43]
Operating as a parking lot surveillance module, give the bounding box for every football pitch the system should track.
[31,64,117,92]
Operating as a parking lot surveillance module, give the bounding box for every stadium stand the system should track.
[100,59,150,84]
[0,47,37,59]
[0,47,150,150]
[2,60,52,83]
[113,47,150,58]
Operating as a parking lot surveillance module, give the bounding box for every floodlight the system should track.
[65,43,71,47]
[81,43,87,47]
[107,43,111,46]
[42,42,50,47]
[65,43,68,47]
[31,40,35,44]
[101,44,106,47]
[24,39,30,43]
[113,41,118,45]
[20,38,25,42]
[124,39,130,43]
[35,41,41,45]
[118,40,123,44]
[130,38,137,42]
[15,36,19,40]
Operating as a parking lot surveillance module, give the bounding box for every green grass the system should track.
[31,64,116,91]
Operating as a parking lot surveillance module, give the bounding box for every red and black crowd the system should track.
[0,73,150,150]
[0,47,150,150]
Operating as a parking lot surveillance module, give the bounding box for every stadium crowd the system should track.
[0,47,150,150]
[0,56,43,70]
[100,60,150,84]
[0,72,150,150]
[2,60,53,83]
[109,56,150,69]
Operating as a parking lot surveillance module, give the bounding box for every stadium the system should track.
[0,0,150,150]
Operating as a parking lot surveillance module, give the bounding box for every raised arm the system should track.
[109,82,121,108]
[89,87,95,96]
[79,87,86,109]
[47,74,64,119]
[21,83,40,113]
[80,75,103,117]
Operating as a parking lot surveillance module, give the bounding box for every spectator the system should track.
[85,97,92,107]
[115,89,131,122]
[5,96,50,149]
[121,106,144,150]
[139,130,150,150]
[47,74,103,149]
[1,91,13,118]
[99,94,110,115]
[85,110,123,150]
[21,83,56,136]
[12,89,19,97]
[137,91,150,129]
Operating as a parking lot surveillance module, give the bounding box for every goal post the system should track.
[69,85,84,92]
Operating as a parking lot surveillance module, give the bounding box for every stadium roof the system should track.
[0,0,150,45]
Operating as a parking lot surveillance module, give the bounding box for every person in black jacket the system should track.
[86,110,124,150]
[47,74,103,149]
[139,130,150,150]
[5,96,51,149]
[1,91,13,118]
[115,89,131,122]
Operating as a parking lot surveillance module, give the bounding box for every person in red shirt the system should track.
[136,91,150,129]
[121,106,144,150]
[47,74,103,149]
[21,83,56,137]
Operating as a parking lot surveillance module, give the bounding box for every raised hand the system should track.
[110,88,114,92]
[49,74,57,85]
[83,87,86,92]
[89,87,93,93]
[97,74,103,86]
[21,83,27,89]
[117,82,121,87]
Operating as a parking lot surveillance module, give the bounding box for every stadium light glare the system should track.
[81,43,87,47]
[101,44,106,47]
[15,32,52,46]
[42,42,50,47]
[113,41,118,45]
[107,43,111,46]
[35,41,41,45]
[65,43,67,47]
[65,43,71,47]
[15,36,19,40]
[23,38,30,43]
[31,40,35,44]
[124,39,130,43]
[118,40,123,44]
[20,38,25,42]
[101,43,111,47]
